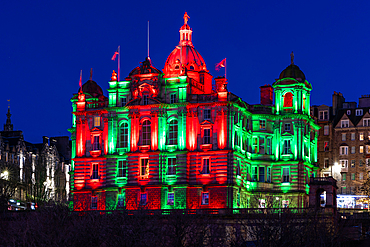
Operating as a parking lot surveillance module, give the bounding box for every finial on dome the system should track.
[90,68,93,80]
[184,12,190,25]
[111,70,117,81]
[290,51,294,65]
[7,99,10,109]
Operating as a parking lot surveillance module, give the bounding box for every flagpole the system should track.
[148,21,150,58]
[225,58,227,81]
[118,46,120,82]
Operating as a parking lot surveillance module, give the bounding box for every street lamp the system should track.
[0,170,9,180]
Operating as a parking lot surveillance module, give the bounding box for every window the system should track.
[284,123,291,132]
[324,158,329,168]
[259,137,265,154]
[121,97,127,106]
[91,196,97,209]
[364,118,370,126]
[204,109,211,120]
[282,200,289,208]
[252,167,258,182]
[142,120,151,145]
[367,158,370,166]
[119,123,129,148]
[168,120,178,145]
[94,116,100,127]
[340,146,348,155]
[283,140,291,155]
[139,193,147,205]
[360,146,364,154]
[267,167,271,183]
[282,168,289,183]
[204,129,211,144]
[252,137,258,153]
[368,132,370,140]
[168,158,176,175]
[351,173,355,180]
[236,160,241,176]
[259,167,265,182]
[93,136,100,150]
[259,199,266,208]
[351,133,355,140]
[140,158,149,177]
[342,133,346,141]
[170,94,177,104]
[360,173,364,180]
[117,194,125,208]
[319,111,328,120]
[351,160,355,168]
[266,138,272,155]
[143,94,149,105]
[234,132,239,146]
[259,120,266,130]
[283,92,293,107]
[201,158,210,174]
[118,160,126,177]
[351,146,355,154]
[340,160,348,168]
[341,120,349,128]
[356,109,363,116]
[360,160,363,167]
[234,113,238,124]
[92,164,99,179]
[367,145,370,154]
[360,132,364,141]
[347,110,351,115]
[324,141,329,152]
[167,192,174,205]
[324,125,329,135]
[201,192,209,205]
[342,173,346,181]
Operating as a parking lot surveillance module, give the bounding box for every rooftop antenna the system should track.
[79,70,82,92]
[291,51,294,65]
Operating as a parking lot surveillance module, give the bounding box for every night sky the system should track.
[1,1,369,143]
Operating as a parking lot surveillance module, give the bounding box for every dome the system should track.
[164,45,206,70]
[129,57,161,76]
[279,64,306,82]
[81,79,104,98]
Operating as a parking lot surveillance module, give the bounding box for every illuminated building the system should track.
[70,14,319,211]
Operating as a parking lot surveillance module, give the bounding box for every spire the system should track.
[4,100,13,131]
[90,68,93,80]
[179,12,193,46]
[290,51,294,65]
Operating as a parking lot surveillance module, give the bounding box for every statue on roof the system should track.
[184,12,190,25]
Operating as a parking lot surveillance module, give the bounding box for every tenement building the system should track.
[70,13,319,211]
[312,93,370,195]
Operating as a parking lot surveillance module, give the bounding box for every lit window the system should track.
[351,146,355,154]
[282,200,289,208]
[351,160,355,168]
[91,164,99,179]
[356,109,363,116]
[91,196,97,209]
[143,94,149,105]
[170,93,177,104]
[201,192,209,205]
[119,123,129,148]
[367,145,370,154]
[203,129,211,144]
[204,109,211,120]
[168,120,178,145]
[259,199,266,208]
[94,116,100,127]
[319,111,328,120]
[142,120,151,145]
[167,158,176,175]
[360,132,364,141]
[259,167,265,182]
[93,136,100,150]
[259,137,265,154]
[324,125,329,135]
[284,123,291,132]
[282,168,289,183]
[252,137,258,153]
[340,160,348,168]
[139,193,147,205]
[364,118,370,127]
[283,140,291,155]
[324,141,329,152]
[259,120,266,130]
[360,146,364,154]
[340,146,348,155]
[201,158,210,174]
[167,192,174,205]
[324,158,329,168]
[342,133,346,141]
[283,92,293,107]
[140,158,149,177]
[118,160,126,177]
[341,120,349,128]
[342,173,346,181]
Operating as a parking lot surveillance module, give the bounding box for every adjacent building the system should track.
[70,13,319,211]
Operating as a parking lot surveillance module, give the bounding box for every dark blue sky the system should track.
[1,1,369,143]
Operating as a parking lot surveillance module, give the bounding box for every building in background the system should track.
[70,13,319,211]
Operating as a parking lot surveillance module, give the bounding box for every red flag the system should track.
[111,47,119,60]
[215,58,226,71]
[79,70,82,88]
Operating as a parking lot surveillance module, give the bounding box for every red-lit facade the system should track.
[70,13,319,211]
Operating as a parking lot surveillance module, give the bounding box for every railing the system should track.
[86,101,108,109]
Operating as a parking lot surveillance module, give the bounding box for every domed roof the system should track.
[165,45,206,69]
[129,57,161,76]
[81,79,104,98]
[279,64,306,82]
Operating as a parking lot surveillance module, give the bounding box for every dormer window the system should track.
[347,110,351,115]
[356,109,363,116]
[341,120,349,128]
[319,110,328,120]
[283,92,293,107]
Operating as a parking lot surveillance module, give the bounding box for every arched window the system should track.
[175,65,180,70]
[283,92,293,107]
[303,95,306,110]
[168,120,178,145]
[119,123,129,148]
[142,120,151,145]
[189,65,194,70]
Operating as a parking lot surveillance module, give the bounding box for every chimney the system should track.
[260,85,273,105]
[43,136,49,145]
